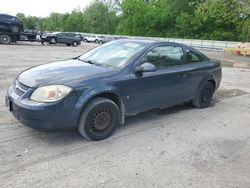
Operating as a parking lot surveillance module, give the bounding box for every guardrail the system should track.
[81,33,242,51]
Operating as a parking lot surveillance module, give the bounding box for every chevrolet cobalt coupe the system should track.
[6,39,222,141]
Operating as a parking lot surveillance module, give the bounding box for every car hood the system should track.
[17,59,114,88]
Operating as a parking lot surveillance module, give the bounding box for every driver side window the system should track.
[141,45,184,69]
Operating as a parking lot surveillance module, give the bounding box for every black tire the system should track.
[99,40,103,44]
[95,39,99,43]
[78,97,120,141]
[0,34,11,44]
[83,39,87,42]
[50,37,57,44]
[72,41,78,47]
[192,81,215,108]
[10,25,19,33]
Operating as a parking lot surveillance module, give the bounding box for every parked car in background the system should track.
[100,36,120,44]
[83,35,103,43]
[20,29,38,41]
[0,14,23,34]
[6,39,222,141]
[41,32,81,46]
[40,31,58,43]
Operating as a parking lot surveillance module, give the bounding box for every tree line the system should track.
[16,0,250,41]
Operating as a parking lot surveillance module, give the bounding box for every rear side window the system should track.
[141,45,184,69]
[187,50,204,63]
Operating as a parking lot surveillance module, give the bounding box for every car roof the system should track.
[0,14,15,17]
[116,38,187,47]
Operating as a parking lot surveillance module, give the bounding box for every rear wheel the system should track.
[10,25,19,33]
[78,98,120,141]
[192,81,215,108]
[83,39,87,42]
[0,34,11,44]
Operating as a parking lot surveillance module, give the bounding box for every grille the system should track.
[19,116,52,129]
[13,80,30,96]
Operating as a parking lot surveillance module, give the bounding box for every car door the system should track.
[66,33,74,44]
[129,44,193,114]
[185,49,212,97]
[56,33,65,43]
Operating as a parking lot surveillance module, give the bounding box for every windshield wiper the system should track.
[78,58,104,67]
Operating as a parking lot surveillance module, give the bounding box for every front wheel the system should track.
[78,98,120,141]
[72,41,78,47]
[50,37,56,44]
[192,81,215,108]
[0,34,11,44]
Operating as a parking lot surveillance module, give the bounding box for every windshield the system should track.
[78,40,147,68]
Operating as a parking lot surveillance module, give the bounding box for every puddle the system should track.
[215,89,248,100]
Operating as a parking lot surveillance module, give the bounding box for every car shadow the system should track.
[31,98,220,146]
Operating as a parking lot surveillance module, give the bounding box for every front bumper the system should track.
[6,82,79,130]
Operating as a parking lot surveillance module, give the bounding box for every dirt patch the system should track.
[215,89,248,100]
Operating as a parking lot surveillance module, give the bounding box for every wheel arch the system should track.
[195,74,216,98]
[77,91,125,127]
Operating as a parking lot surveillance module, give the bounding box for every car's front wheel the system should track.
[50,37,56,44]
[78,98,120,141]
[193,81,215,108]
[0,34,11,44]
[72,41,78,47]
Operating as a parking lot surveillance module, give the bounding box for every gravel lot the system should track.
[0,42,250,188]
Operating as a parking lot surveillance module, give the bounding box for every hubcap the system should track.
[201,88,211,103]
[11,26,18,32]
[91,109,112,132]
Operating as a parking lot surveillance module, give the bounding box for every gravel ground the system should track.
[0,42,250,188]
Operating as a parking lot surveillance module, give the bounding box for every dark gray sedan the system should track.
[41,32,81,46]
[6,39,222,141]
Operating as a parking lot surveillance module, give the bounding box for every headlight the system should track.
[30,85,72,103]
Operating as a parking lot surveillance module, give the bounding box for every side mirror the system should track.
[135,62,157,73]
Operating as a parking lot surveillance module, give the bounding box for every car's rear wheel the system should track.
[0,34,11,44]
[10,25,19,33]
[72,41,78,47]
[78,97,120,141]
[99,40,103,44]
[192,81,215,108]
[83,39,87,42]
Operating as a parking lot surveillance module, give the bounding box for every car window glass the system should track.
[79,41,146,68]
[187,51,203,63]
[141,45,184,69]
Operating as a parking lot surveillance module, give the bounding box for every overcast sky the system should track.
[0,0,93,17]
